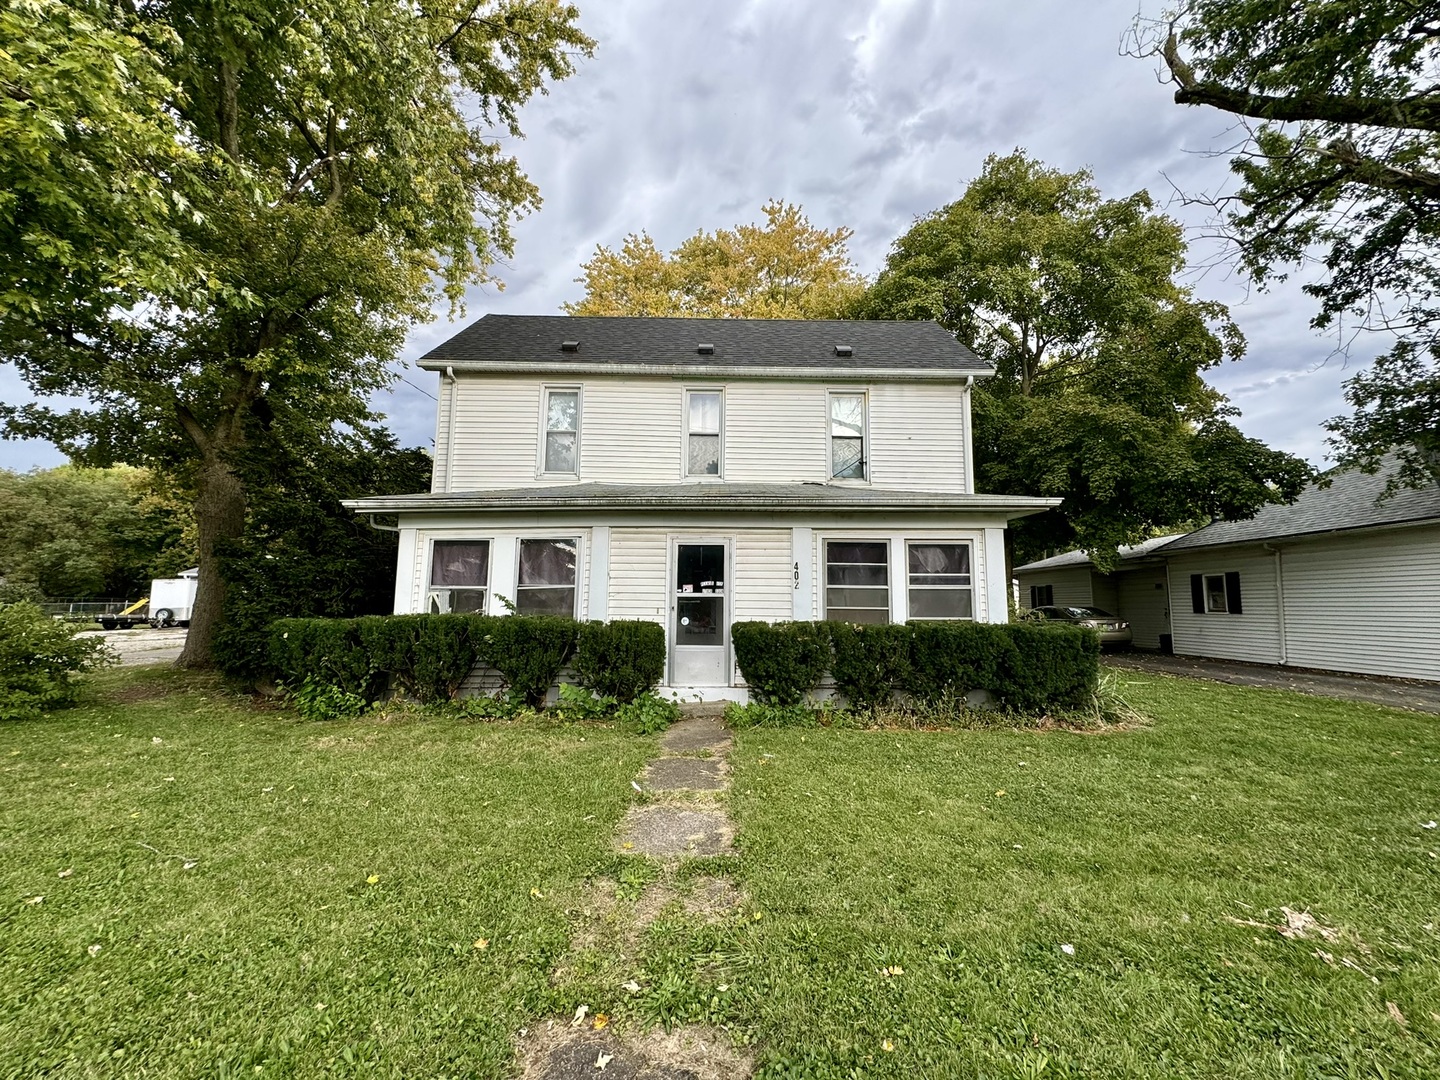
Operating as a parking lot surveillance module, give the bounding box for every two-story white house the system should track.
[345,315,1058,698]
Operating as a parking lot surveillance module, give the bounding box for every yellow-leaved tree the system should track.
[564,201,865,318]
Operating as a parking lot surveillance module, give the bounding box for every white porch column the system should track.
[589,526,611,622]
[394,528,419,614]
[488,535,518,616]
[791,527,813,620]
[983,526,1009,623]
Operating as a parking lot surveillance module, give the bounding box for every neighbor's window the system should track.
[517,538,578,616]
[829,392,866,480]
[543,388,579,474]
[686,390,722,476]
[429,540,490,614]
[824,540,889,623]
[907,543,973,620]
[1029,584,1054,608]
[1204,574,1227,613]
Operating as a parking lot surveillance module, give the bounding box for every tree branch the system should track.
[173,399,213,456]
[1320,137,1440,195]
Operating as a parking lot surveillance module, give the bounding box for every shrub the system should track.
[554,682,615,722]
[403,614,481,703]
[475,615,577,708]
[0,602,113,720]
[997,622,1100,710]
[830,623,911,711]
[614,692,679,734]
[906,622,1015,704]
[731,621,831,705]
[575,620,666,702]
[269,618,377,700]
[289,674,369,722]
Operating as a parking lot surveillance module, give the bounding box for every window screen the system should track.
[543,390,579,473]
[907,543,973,620]
[428,540,490,614]
[830,393,866,479]
[825,540,889,623]
[517,538,577,616]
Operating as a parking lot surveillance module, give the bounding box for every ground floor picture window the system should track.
[429,540,490,613]
[825,540,889,623]
[907,542,973,619]
[517,538,578,616]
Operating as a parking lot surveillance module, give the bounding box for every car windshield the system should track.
[1065,607,1115,618]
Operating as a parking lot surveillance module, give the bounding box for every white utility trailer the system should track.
[149,568,199,627]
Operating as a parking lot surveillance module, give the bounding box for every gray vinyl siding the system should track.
[1016,567,1093,609]
[1279,526,1440,681]
[1090,574,1119,614]
[1115,568,1171,649]
[1167,549,1282,664]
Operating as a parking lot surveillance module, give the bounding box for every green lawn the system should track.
[2,667,1438,1078]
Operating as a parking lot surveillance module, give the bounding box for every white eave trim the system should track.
[343,493,1060,518]
[415,359,996,381]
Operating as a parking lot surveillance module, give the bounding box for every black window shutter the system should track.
[1225,571,1243,615]
[1190,574,1205,613]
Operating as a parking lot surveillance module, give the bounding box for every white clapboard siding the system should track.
[1167,550,1282,664]
[1016,567,1094,608]
[867,383,967,493]
[1280,526,1440,681]
[1090,574,1120,614]
[577,380,685,483]
[732,530,794,622]
[1116,568,1171,649]
[607,528,669,624]
[722,382,828,484]
[446,378,541,489]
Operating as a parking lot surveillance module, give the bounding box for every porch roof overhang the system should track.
[343,482,1059,519]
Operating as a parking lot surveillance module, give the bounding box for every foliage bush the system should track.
[731,621,831,705]
[730,620,1099,714]
[829,623,912,711]
[0,602,113,721]
[575,620,666,702]
[477,616,578,708]
[614,692,679,735]
[289,674,369,722]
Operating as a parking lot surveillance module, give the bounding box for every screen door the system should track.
[671,541,728,686]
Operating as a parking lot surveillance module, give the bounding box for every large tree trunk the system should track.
[176,456,247,668]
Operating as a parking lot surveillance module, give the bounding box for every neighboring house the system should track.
[1013,535,1183,651]
[1015,458,1440,682]
[345,315,1058,699]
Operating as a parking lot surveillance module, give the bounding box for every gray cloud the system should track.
[2,0,1365,474]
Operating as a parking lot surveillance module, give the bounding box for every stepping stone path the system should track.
[524,711,751,1079]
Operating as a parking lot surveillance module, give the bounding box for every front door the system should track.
[671,541,728,686]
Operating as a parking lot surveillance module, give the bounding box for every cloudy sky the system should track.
[1,0,1379,472]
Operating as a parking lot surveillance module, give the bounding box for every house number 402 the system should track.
[793,562,800,589]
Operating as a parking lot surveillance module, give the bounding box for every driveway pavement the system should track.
[1105,652,1440,714]
[78,627,189,667]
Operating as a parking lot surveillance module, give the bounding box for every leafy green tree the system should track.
[0,0,593,666]
[565,200,865,317]
[861,151,1312,565]
[0,466,193,597]
[1134,1,1440,488]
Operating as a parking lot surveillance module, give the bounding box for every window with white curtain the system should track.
[542,388,579,474]
[686,390,722,476]
[517,538,578,616]
[428,540,490,614]
[829,392,866,479]
[906,542,973,620]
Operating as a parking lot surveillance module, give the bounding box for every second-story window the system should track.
[830,391,866,480]
[686,390,722,476]
[543,388,579,474]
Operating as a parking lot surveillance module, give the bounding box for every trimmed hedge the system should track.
[733,620,1099,713]
[731,621,832,705]
[267,614,666,708]
[575,620,667,703]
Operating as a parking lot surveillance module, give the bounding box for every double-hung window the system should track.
[429,540,490,614]
[1029,584,1053,608]
[517,538,578,616]
[829,392,866,480]
[907,542,973,620]
[686,390,722,477]
[1192,572,1243,615]
[824,540,889,623]
[542,388,580,474]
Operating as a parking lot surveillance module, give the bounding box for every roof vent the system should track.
[834,344,853,357]
[697,343,715,355]
[560,340,580,353]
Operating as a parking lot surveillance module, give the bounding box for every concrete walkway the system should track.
[1106,652,1440,714]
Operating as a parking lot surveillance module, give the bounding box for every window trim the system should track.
[426,537,492,615]
[822,538,891,624]
[513,536,582,618]
[1029,583,1054,608]
[537,384,582,477]
[827,389,869,484]
[1191,571,1244,615]
[681,387,724,480]
[905,541,975,621]
[1203,573,1228,613]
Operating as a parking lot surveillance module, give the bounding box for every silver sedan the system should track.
[1030,606,1133,647]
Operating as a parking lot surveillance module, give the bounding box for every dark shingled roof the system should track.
[1164,457,1440,552]
[1013,534,1186,574]
[344,481,1057,517]
[419,314,989,373]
